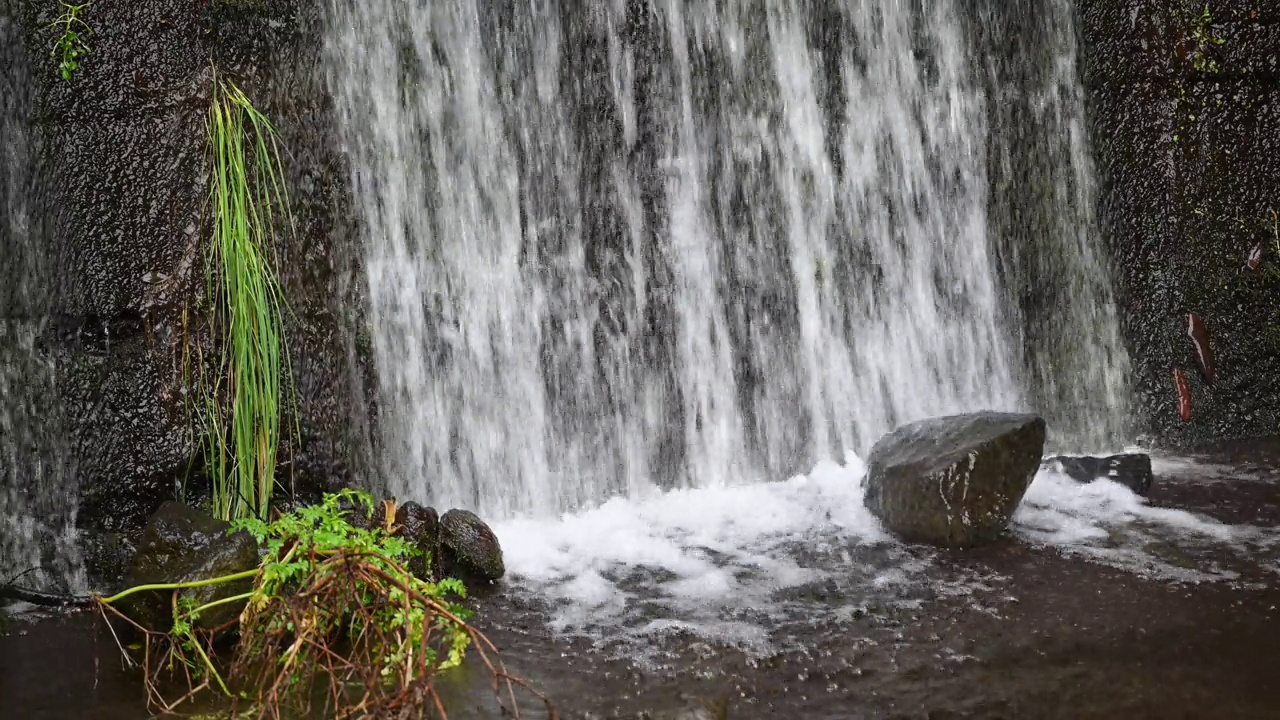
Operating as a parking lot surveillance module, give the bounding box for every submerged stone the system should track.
[1042,453,1154,496]
[440,509,505,582]
[118,502,259,632]
[864,412,1046,548]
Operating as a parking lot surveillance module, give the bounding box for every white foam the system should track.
[1147,453,1243,484]
[1012,467,1273,581]
[496,453,916,655]
[498,454,1279,657]
[1016,469,1236,542]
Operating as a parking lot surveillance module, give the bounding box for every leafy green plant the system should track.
[202,72,298,523]
[48,1,92,81]
[1169,4,1228,144]
[94,490,549,719]
[1188,3,1225,73]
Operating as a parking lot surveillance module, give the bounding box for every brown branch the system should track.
[95,548,555,720]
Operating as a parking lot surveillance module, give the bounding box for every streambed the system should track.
[3,442,1279,719]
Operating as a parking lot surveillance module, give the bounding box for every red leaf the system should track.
[1187,313,1215,386]
[1173,367,1192,423]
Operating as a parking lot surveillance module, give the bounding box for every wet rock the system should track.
[341,498,377,530]
[117,502,259,632]
[80,530,138,591]
[864,412,1047,548]
[1081,4,1280,445]
[336,498,440,578]
[439,509,505,582]
[394,501,440,578]
[1042,453,1154,496]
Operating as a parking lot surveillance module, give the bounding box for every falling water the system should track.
[979,0,1133,453]
[325,0,1132,519]
[0,3,83,590]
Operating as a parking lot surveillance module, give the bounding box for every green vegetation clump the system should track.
[48,1,92,80]
[202,73,297,523]
[95,490,548,719]
[1187,3,1225,74]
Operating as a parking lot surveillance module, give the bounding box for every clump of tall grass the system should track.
[202,72,295,522]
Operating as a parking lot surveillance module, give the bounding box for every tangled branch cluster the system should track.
[96,490,554,720]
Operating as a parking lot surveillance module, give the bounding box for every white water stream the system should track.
[325,0,1132,521]
[495,455,1279,657]
[0,6,83,591]
[318,0,1256,653]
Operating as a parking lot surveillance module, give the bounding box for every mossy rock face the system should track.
[118,502,260,632]
[864,412,1046,548]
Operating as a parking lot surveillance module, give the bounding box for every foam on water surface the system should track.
[1013,467,1266,582]
[497,453,908,655]
[499,454,1279,657]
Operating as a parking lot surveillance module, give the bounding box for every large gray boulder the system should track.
[117,502,259,632]
[864,412,1046,548]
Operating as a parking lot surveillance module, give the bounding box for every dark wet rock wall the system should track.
[15,0,374,533]
[1080,1,1280,445]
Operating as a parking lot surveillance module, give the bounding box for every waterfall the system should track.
[324,0,1132,519]
[0,3,83,591]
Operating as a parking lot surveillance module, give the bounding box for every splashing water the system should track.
[495,455,1280,658]
[1,4,83,592]
[326,0,1132,520]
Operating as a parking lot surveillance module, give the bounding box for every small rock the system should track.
[1042,453,1154,495]
[864,412,1046,548]
[340,498,442,579]
[394,501,440,578]
[440,509,505,582]
[118,502,259,632]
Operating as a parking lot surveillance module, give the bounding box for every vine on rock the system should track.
[48,1,92,81]
[1170,2,1230,144]
[1187,3,1226,74]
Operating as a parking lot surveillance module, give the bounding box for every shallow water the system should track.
[5,444,1279,719]
[495,448,1280,663]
